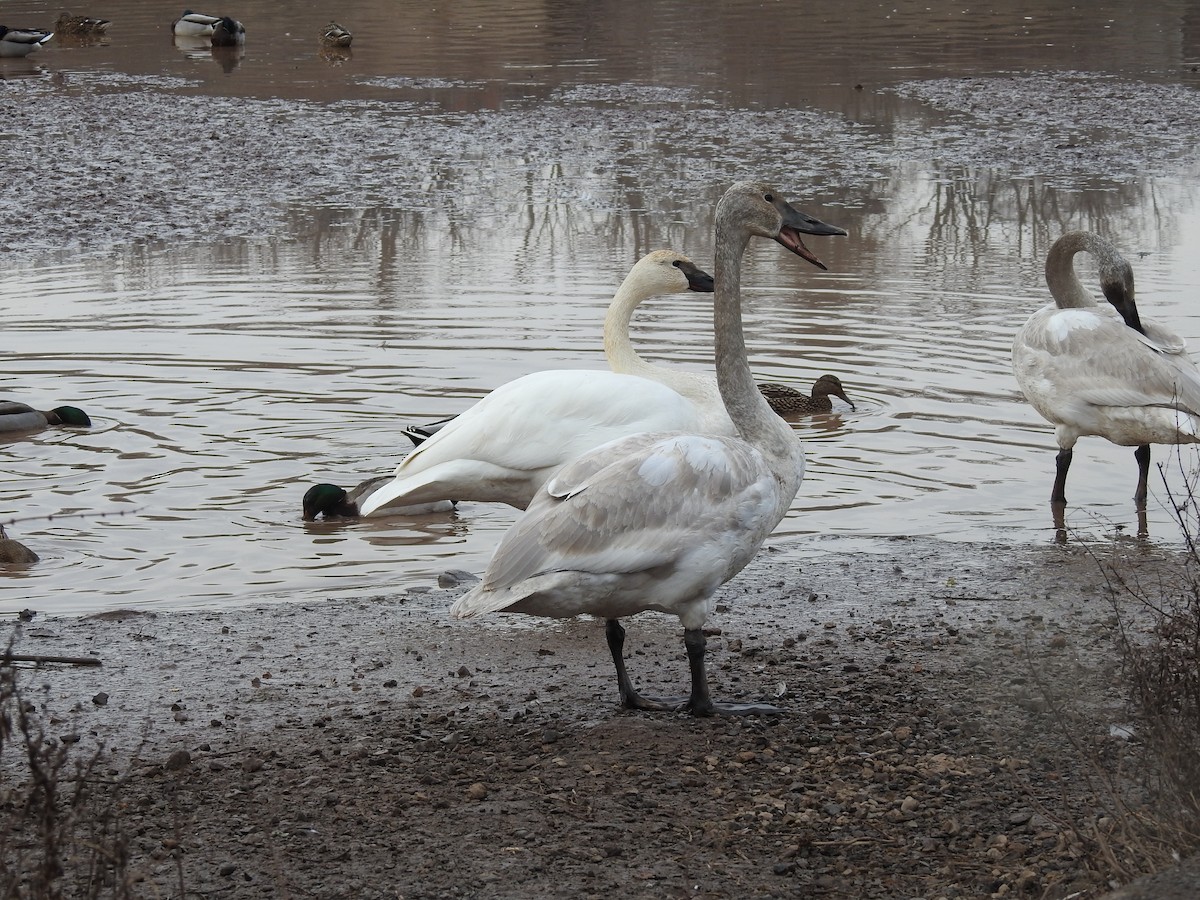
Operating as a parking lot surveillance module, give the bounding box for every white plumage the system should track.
[450,181,846,716]
[355,250,727,516]
[1013,230,1200,506]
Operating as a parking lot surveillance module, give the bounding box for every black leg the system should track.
[683,627,781,717]
[1134,444,1151,508]
[1051,448,1072,505]
[605,619,684,712]
[683,628,715,716]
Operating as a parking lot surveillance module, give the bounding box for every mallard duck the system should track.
[320,22,352,48]
[172,10,221,36]
[0,524,38,564]
[303,478,454,520]
[0,26,53,57]
[0,401,91,433]
[1013,230,1200,507]
[450,182,846,716]
[757,373,855,414]
[54,13,111,35]
[210,15,245,46]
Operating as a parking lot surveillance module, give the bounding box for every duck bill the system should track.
[775,203,847,271]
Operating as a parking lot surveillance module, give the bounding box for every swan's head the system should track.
[636,250,714,295]
[1098,252,1144,335]
[303,483,351,520]
[46,406,92,427]
[719,181,847,270]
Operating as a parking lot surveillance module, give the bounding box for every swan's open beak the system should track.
[775,203,847,271]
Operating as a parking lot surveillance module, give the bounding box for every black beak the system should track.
[674,259,715,293]
[774,198,847,270]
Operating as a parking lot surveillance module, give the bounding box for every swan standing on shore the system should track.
[335,251,721,518]
[1013,230,1200,506]
[450,182,846,716]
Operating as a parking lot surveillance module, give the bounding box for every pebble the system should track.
[165,750,192,772]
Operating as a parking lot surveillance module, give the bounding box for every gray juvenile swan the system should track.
[450,181,846,716]
[1012,230,1200,506]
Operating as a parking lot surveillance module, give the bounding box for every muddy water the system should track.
[3,1,1200,614]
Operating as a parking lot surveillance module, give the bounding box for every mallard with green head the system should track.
[0,400,92,433]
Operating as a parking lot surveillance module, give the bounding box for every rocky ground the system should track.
[2,535,1193,898]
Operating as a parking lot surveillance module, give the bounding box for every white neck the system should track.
[603,271,725,415]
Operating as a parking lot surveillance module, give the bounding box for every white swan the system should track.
[349,251,724,518]
[1013,230,1200,506]
[449,181,846,716]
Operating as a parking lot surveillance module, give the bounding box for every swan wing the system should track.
[453,433,781,619]
[357,370,704,514]
[1016,307,1200,415]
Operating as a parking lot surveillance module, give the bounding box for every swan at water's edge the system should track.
[306,251,719,519]
[1012,230,1200,507]
[450,181,846,716]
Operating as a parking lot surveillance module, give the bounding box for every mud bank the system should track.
[2,536,1188,898]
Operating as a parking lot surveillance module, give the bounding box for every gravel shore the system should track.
[3,535,1186,898]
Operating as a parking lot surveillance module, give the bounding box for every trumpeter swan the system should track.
[344,251,723,518]
[449,181,846,716]
[1013,230,1200,506]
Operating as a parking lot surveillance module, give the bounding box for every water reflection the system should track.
[3,0,1200,615]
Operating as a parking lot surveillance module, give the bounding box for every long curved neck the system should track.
[1045,232,1100,309]
[714,221,794,462]
[602,274,650,375]
[602,273,717,412]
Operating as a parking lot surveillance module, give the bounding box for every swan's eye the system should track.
[763,193,774,202]
[671,260,683,270]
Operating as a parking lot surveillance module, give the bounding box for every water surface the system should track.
[3,1,1200,614]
